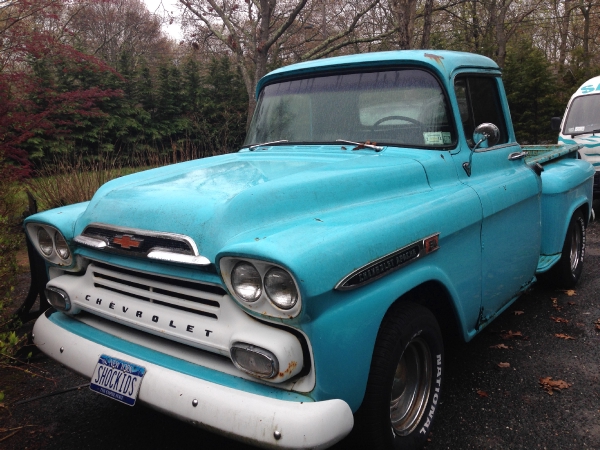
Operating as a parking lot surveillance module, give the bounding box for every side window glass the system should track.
[454,78,470,123]
[455,76,508,147]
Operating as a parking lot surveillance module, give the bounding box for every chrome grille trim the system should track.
[90,263,225,320]
[75,223,211,266]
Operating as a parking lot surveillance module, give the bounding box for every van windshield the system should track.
[563,93,600,135]
[244,69,456,149]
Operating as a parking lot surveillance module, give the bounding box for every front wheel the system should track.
[354,302,444,450]
[548,210,586,288]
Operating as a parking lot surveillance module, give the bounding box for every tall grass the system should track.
[26,148,202,211]
[27,157,129,211]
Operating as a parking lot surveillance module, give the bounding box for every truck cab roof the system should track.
[256,50,501,96]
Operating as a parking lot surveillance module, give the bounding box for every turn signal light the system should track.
[230,343,279,379]
[45,287,71,311]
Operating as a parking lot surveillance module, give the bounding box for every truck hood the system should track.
[76,148,431,261]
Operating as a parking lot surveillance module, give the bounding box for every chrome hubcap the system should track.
[390,337,432,435]
[569,224,582,272]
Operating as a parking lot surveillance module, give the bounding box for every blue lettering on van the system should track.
[581,85,595,94]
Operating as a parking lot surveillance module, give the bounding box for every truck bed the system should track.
[523,143,580,165]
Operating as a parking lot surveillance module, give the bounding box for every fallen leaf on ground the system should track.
[594,319,600,331]
[497,362,511,368]
[501,330,523,339]
[539,377,572,395]
[568,301,576,306]
[514,310,524,316]
[551,298,562,311]
[555,333,575,340]
[550,316,569,323]
[490,343,510,349]
[563,290,576,296]
[477,390,489,398]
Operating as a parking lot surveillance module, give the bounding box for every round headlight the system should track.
[37,228,54,256]
[264,267,298,310]
[231,262,262,302]
[54,232,70,260]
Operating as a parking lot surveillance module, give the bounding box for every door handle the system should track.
[508,151,527,161]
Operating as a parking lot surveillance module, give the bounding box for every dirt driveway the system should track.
[1,220,599,450]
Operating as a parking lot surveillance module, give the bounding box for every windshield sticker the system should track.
[424,132,444,145]
[442,132,452,144]
[575,127,585,132]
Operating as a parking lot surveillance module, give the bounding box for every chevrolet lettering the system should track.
[26,51,593,450]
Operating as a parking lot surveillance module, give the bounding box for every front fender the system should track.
[301,258,477,412]
[24,201,91,241]
[24,202,91,272]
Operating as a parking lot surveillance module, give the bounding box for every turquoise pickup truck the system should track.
[25,51,593,450]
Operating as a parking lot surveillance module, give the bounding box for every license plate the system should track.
[90,355,146,406]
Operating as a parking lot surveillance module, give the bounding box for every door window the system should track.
[454,76,508,147]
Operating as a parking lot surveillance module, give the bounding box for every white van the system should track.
[554,75,600,197]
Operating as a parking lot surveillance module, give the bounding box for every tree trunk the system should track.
[579,1,592,69]
[558,0,574,70]
[420,0,434,49]
[390,0,417,49]
[470,0,480,53]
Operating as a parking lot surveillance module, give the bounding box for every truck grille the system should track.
[91,262,226,320]
[81,224,194,255]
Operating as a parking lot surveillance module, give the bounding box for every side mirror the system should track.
[550,116,562,132]
[473,123,500,149]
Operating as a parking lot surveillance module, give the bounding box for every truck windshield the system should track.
[564,93,600,135]
[244,69,456,149]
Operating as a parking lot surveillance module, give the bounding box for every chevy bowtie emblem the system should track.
[113,234,143,249]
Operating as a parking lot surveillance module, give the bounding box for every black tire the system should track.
[353,302,444,450]
[547,210,586,288]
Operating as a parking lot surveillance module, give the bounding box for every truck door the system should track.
[452,75,541,322]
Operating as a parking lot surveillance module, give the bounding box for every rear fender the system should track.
[540,159,593,256]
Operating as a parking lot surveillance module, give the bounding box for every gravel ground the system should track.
[1,218,599,450]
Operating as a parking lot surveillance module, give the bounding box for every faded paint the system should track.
[24,49,594,449]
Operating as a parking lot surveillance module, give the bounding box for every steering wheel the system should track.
[372,115,423,129]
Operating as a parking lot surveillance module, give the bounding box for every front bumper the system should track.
[33,311,353,449]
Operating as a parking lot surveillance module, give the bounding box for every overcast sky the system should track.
[142,0,183,40]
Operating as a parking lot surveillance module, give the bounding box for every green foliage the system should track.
[0,178,26,363]
[559,47,600,98]
[0,328,27,363]
[503,40,563,144]
[188,57,249,155]
[18,54,248,167]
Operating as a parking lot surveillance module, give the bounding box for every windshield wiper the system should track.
[248,140,289,150]
[336,139,384,152]
[570,128,600,138]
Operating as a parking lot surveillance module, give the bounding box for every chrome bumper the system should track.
[33,312,354,449]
